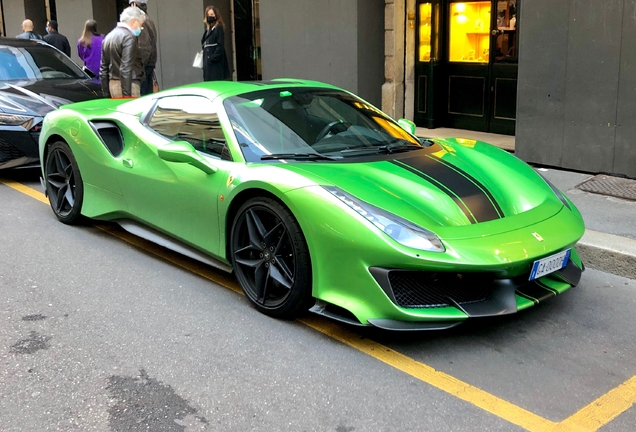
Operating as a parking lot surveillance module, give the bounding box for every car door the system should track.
[116,94,233,257]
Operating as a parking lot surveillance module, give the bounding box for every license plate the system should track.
[529,249,571,281]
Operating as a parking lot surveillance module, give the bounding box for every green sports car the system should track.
[38,79,584,330]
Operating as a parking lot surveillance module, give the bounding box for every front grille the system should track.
[0,136,26,163]
[388,271,494,308]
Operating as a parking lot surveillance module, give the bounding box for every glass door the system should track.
[442,0,519,134]
[489,0,518,134]
[414,0,441,128]
[444,0,492,132]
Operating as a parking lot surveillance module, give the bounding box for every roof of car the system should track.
[167,79,344,100]
[0,37,49,48]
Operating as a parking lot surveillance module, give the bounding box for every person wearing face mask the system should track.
[43,20,71,57]
[99,6,146,98]
[201,5,230,81]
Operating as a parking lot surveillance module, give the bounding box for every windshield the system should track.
[0,45,86,81]
[223,88,421,162]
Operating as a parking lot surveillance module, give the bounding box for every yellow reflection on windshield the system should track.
[372,116,420,144]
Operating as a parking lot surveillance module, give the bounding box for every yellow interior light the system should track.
[455,3,466,13]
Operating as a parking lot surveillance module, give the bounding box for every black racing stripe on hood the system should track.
[392,160,477,224]
[432,156,504,219]
[392,154,502,223]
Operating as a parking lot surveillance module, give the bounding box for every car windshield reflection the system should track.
[224,88,421,162]
[0,45,86,81]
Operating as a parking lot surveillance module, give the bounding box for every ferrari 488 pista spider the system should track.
[39,79,585,330]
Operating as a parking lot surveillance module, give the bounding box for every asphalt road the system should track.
[1,169,635,432]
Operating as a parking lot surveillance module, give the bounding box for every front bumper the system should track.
[309,253,583,331]
[0,126,41,169]
[362,255,583,331]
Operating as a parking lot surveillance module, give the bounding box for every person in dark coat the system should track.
[16,20,42,40]
[201,5,230,81]
[129,0,158,95]
[44,20,71,57]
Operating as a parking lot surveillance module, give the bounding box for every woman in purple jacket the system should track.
[77,20,104,76]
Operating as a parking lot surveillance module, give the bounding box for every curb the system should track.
[576,230,636,280]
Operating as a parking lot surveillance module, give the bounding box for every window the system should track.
[449,2,491,63]
[494,0,517,63]
[148,95,230,160]
[419,3,432,62]
[0,45,85,81]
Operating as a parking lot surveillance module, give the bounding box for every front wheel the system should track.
[230,197,313,318]
[44,141,84,224]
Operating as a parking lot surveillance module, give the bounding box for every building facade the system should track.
[385,0,635,178]
[515,0,636,179]
[1,0,634,178]
[0,0,384,107]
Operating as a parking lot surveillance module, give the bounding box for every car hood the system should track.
[281,140,568,240]
[0,78,102,117]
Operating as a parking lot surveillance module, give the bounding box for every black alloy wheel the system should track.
[45,141,84,224]
[231,197,312,318]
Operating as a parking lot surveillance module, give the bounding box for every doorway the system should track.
[414,0,519,135]
[233,0,261,81]
[0,0,5,37]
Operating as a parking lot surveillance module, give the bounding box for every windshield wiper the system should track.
[261,152,338,161]
[340,140,423,156]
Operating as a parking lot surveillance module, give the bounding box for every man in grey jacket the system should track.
[16,20,43,40]
[100,6,146,98]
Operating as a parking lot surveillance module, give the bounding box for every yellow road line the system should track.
[0,179,49,204]
[3,180,635,431]
[553,375,636,431]
[299,315,558,431]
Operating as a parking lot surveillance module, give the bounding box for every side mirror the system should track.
[397,118,416,135]
[157,141,217,174]
[82,66,97,79]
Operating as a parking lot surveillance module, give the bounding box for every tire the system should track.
[44,141,84,225]
[230,196,313,318]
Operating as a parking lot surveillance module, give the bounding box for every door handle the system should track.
[123,159,133,168]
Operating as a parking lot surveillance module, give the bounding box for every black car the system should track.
[0,37,102,169]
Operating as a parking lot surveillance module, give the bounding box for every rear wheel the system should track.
[230,197,312,318]
[44,141,84,224]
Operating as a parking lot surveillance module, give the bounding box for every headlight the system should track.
[0,113,35,127]
[539,174,571,210]
[324,186,445,252]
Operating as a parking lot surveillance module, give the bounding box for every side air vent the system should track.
[90,121,124,157]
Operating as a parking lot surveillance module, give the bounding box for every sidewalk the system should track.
[416,127,636,280]
[416,127,515,152]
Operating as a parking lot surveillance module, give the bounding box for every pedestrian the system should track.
[43,20,71,57]
[129,0,158,95]
[77,20,104,77]
[15,19,43,40]
[201,6,230,81]
[99,6,146,98]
